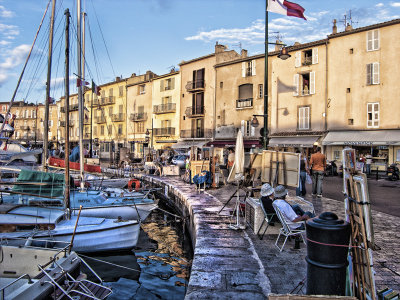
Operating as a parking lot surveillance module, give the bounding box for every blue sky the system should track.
[0,0,399,104]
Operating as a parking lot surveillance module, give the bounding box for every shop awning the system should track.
[322,130,400,146]
[171,140,207,149]
[268,136,319,148]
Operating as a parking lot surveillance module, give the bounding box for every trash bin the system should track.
[305,212,351,296]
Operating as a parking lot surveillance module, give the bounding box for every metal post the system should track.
[263,1,269,149]
[64,8,70,216]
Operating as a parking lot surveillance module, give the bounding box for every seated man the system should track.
[273,185,314,230]
[259,183,278,224]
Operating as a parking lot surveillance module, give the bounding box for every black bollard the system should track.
[305,212,351,296]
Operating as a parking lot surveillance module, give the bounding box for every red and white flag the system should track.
[76,78,89,87]
[267,0,306,20]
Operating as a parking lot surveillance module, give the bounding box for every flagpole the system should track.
[264,0,269,149]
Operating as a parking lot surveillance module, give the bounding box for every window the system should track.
[109,88,113,97]
[137,122,144,133]
[367,29,379,51]
[108,107,113,116]
[333,150,341,160]
[107,125,112,135]
[366,63,379,85]
[220,81,223,88]
[100,125,105,135]
[118,124,123,135]
[294,72,315,96]
[367,102,379,128]
[93,126,97,136]
[241,120,255,137]
[139,84,146,95]
[237,84,253,108]
[119,86,124,97]
[258,84,263,99]
[295,48,318,67]
[162,78,175,91]
[298,106,310,130]
[242,60,256,77]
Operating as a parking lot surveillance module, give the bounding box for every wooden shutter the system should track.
[373,62,379,84]
[298,108,303,129]
[374,103,379,127]
[309,71,315,94]
[241,120,245,134]
[373,29,379,50]
[242,62,246,77]
[367,31,373,51]
[305,106,310,129]
[312,48,318,64]
[251,60,256,76]
[366,64,372,85]
[171,77,175,89]
[160,80,164,92]
[293,74,299,96]
[295,51,301,67]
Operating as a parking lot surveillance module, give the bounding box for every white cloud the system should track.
[391,2,400,7]
[0,5,14,18]
[0,44,30,69]
[0,40,10,46]
[0,23,19,38]
[375,3,384,7]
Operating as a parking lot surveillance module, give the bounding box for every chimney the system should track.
[241,49,248,58]
[345,23,353,32]
[215,41,227,53]
[294,42,301,46]
[332,19,337,34]
[115,76,121,82]
[274,40,283,51]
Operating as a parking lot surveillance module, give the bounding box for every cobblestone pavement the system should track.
[206,183,400,294]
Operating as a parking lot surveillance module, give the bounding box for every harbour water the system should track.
[82,198,193,299]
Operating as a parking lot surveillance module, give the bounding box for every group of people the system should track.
[296,146,326,198]
[260,183,314,231]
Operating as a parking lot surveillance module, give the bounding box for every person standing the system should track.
[365,154,372,175]
[296,150,309,197]
[227,148,235,172]
[309,146,326,198]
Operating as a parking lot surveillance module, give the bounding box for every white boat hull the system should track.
[75,204,157,221]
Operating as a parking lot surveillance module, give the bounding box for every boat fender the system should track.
[128,179,140,191]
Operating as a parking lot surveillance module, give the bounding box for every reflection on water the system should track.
[83,200,192,299]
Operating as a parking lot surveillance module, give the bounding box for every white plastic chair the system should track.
[272,202,306,252]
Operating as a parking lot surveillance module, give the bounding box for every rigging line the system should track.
[89,0,116,78]
[0,0,51,133]
[86,17,101,84]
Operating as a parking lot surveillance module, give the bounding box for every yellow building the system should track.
[151,70,181,150]
[176,43,241,151]
[126,71,157,158]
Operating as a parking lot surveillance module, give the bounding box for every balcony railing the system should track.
[130,112,147,122]
[236,98,253,109]
[69,103,79,111]
[96,116,107,124]
[99,96,115,106]
[185,105,205,118]
[180,128,213,139]
[153,127,175,136]
[93,99,100,106]
[302,56,312,66]
[185,79,205,92]
[112,113,125,122]
[153,103,176,114]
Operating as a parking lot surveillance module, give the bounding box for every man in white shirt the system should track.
[273,185,314,230]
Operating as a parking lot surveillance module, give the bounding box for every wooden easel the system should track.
[268,151,287,187]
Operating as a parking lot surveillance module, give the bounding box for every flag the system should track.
[92,80,101,96]
[76,78,89,87]
[267,0,306,20]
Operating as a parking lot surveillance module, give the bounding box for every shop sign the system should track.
[343,141,373,146]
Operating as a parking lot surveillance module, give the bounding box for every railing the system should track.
[236,98,253,109]
[153,103,176,114]
[185,79,205,91]
[302,56,312,66]
[111,113,125,122]
[69,104,79,111]
[185,105,205,117]
[96,116,107,124]
[99,96,115,106]
[130,112,147,122]
[180,128,213,139]
[153,127,175,136]
[92,99,100,106]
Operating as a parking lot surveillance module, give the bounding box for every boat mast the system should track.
[42,0,56,171]
[64,8,71,216]
[77,0,85,189]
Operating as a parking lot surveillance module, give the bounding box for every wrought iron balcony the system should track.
[69,103,79,111]
[236,98,253,109]
[302,56,312,66]
[185,79,205,92]
[130,112,147,122]
[153,127,175,137]
[95,116,107,124]
[60,107,66,113]
[99,96,115,106]
[20,126,31,131]
[180,128,213,139]
[185,105,205,118]
[153,103,176,114]
[112,113,125,122]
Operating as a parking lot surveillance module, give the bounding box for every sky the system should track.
[0,0,399,104]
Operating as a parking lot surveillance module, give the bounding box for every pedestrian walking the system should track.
[309,146,326,198]
[365,154,372,175]
[296,150,309,197]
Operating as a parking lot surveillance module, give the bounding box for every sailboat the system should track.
[0,2,142,252]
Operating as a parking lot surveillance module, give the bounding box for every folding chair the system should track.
[256,198,277,240]
[272,202,306,252]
